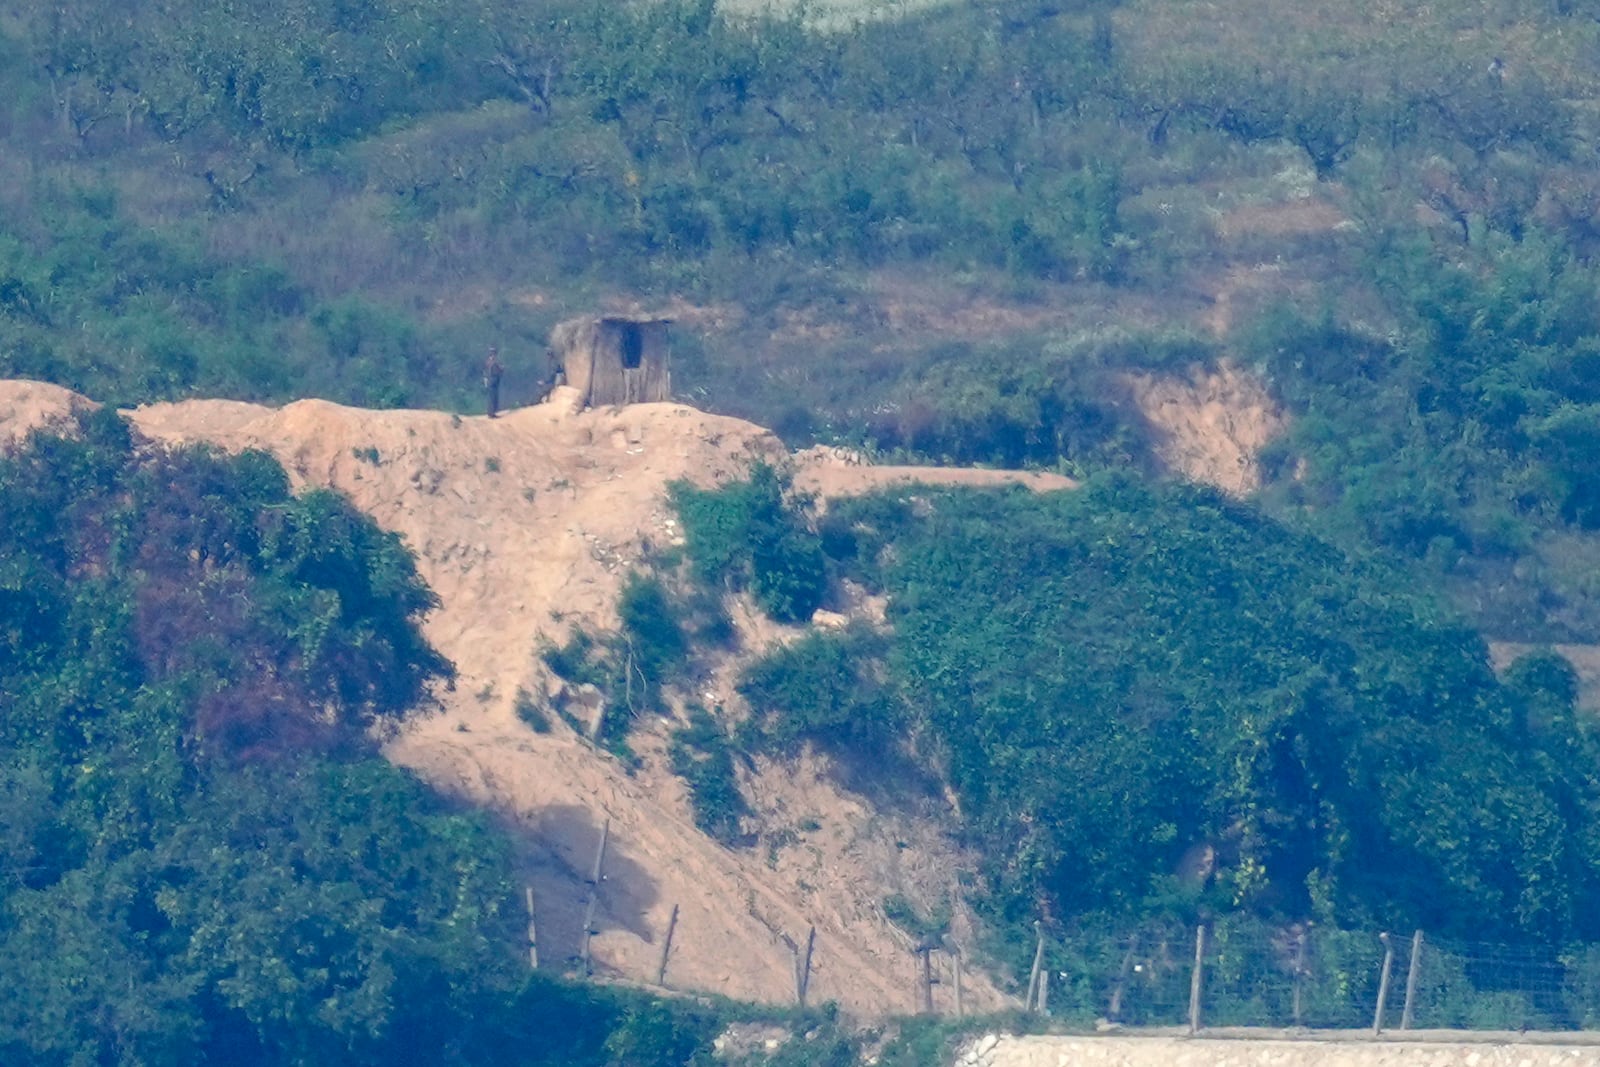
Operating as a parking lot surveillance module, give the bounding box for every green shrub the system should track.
[669,706,749,846]
[738,626,897,751]
[540,575,694,763]
[540,629,605,688]
[671,462,826,623]
[874,1018,975,1067]
[618,572,689,682]
[514,687,551,733]
[883,893,951,944]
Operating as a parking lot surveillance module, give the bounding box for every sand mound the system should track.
[0,379,92,445]
[131,389,785,692]
[0,380,1074,1016]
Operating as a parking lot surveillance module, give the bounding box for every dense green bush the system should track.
[671,463,826,624]
[619,571,688,662]
[738,626,896,752]
[739,477,1600,953]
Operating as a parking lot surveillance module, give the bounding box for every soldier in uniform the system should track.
[484,346,504,418]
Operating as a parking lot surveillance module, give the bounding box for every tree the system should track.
[0,413,527,1063]
[797,476,1600,943]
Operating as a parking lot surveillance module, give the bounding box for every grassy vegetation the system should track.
[5,0,1600,645]
[656,467,1600,1022]
[669,705,752,845]
[671,462,827,623]
[9,0,1600,1042]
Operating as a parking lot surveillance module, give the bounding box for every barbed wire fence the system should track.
[1002,920,1600,1033]
[534,815,1599,1030]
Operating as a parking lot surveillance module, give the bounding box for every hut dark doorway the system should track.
[619,323,644,369]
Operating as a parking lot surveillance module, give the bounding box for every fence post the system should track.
[1188,923,1207,1035]
[799,926,815,1008]
[1291,929,1307,1028]
[791,926,815,1008]
[578,818,610,975]
[919,945,935,1014]
[655,903,679,986]
[1400,930,1423,1031]
[1109,934,1139,1023]
[953,946,965,1019]
[1372,932,1394,1037]
[524,885,540,970]
[1026,922,1046,1013]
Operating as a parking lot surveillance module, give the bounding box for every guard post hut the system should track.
[548,315,672,409]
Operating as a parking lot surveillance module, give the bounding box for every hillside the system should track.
[0,377,1084,1016]
[9,0,1600,1044]
[11,0,1600,655]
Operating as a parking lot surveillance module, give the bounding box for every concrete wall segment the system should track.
[955,1034,1600,1067]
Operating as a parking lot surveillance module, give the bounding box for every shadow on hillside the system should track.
[510,804,661,976]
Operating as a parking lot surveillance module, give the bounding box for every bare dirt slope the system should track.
[0,379,1072,1016]
[1125,362,1285,496]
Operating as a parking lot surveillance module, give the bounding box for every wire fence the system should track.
[1020,920,1600,1032]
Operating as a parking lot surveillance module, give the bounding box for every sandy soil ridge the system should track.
[0,379,1075,1015]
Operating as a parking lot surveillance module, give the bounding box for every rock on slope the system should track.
[0,380,1073,1016]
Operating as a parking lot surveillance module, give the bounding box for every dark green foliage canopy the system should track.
[0,410,505,1063]
[668,706,750,846]
[739,626,897,752]
[0,412,740,1065]
[0,407,449,766]
[804,479,1600,947]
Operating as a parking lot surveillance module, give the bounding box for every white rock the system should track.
[812,609,849,629]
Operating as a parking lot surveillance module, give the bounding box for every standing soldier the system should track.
[484,346,504,418]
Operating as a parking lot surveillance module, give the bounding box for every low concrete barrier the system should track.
[955,1033,1600,1067]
